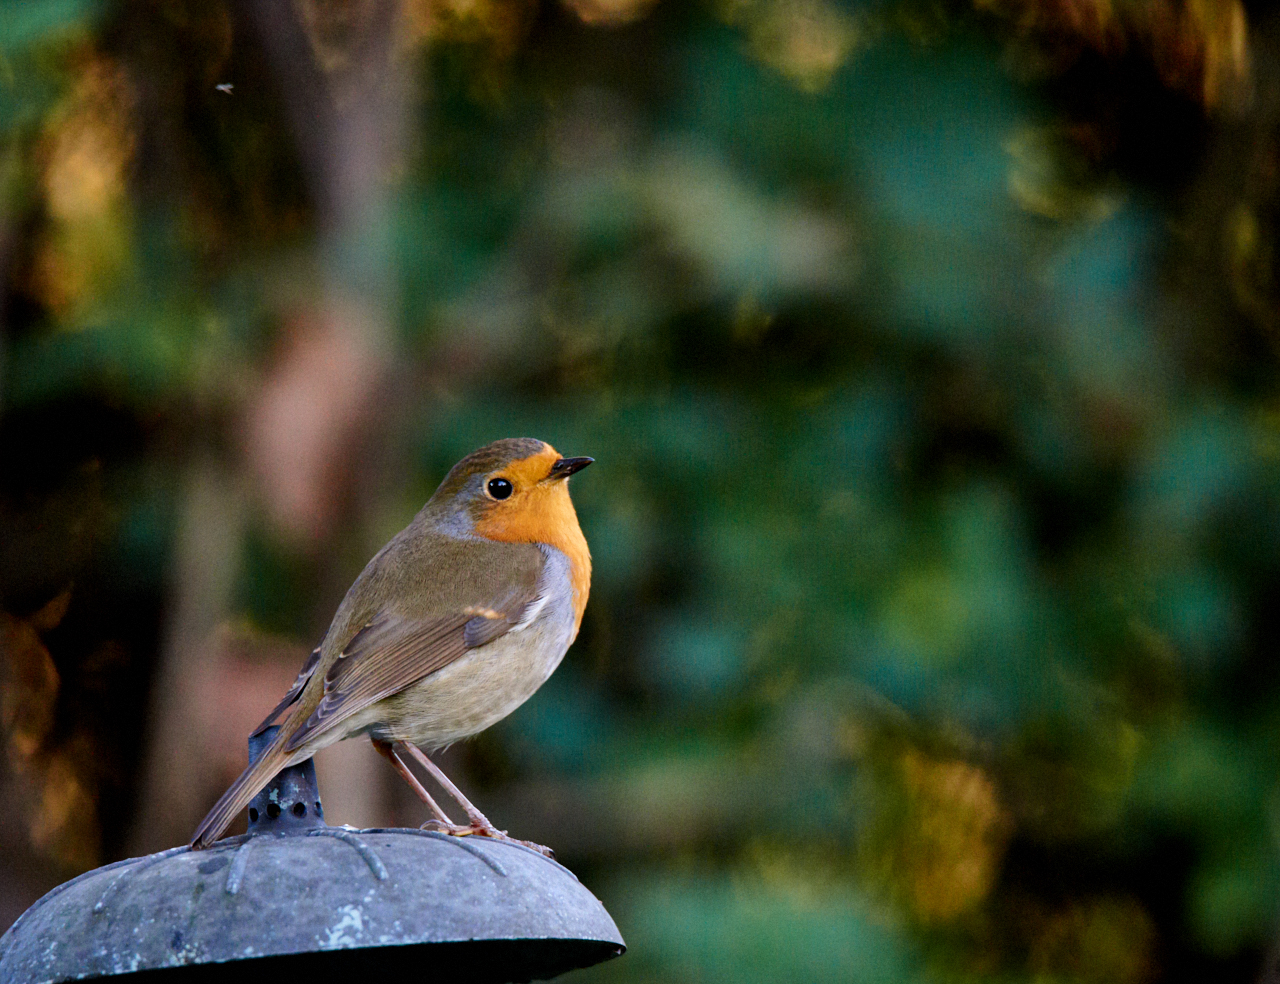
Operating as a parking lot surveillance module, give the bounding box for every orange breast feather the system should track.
[473,451,592,634]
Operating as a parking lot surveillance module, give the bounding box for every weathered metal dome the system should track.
[0,732,624,984]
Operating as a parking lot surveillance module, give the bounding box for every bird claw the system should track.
[419,819,475,835]
[419,819,554,858]
[504,835,554,858]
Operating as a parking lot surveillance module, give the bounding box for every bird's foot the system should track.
[419,819,554,858]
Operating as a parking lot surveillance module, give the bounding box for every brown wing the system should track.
[282,581,539,753]
[251,646,322,738]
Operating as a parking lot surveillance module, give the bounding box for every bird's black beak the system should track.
[549,456,593,480]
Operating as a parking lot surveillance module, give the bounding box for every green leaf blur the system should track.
[1,0,1276,981]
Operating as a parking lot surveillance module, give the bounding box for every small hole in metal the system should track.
[248,808,258,822]
[266,803,280,819]
[315,802,321,812]
[292,802,306,817]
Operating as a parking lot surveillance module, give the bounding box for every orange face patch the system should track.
[472,445,592,635]
[495,445,562,489]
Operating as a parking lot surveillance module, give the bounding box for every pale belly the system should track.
[364,588,576,750]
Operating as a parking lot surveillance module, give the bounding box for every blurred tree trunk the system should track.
[128,0,412,853]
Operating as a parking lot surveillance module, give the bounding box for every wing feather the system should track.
[283,566,542,753]
[251,646,321,737]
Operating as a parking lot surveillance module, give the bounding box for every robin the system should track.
[190,438,593,854]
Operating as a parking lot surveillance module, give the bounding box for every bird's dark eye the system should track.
[487,478,513,500]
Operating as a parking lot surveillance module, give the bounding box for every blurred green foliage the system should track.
[3,0,1280,981]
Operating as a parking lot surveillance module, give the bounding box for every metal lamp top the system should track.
[0,731,624,983]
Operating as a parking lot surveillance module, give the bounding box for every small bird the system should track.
[190,438,592,853]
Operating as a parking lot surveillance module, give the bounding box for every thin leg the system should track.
[401,743,493,829]
[401,743,554,857]
[371,738,454,826]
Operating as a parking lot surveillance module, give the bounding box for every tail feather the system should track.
[189,738,295,849]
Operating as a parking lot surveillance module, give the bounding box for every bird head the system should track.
[426,438,593,542]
